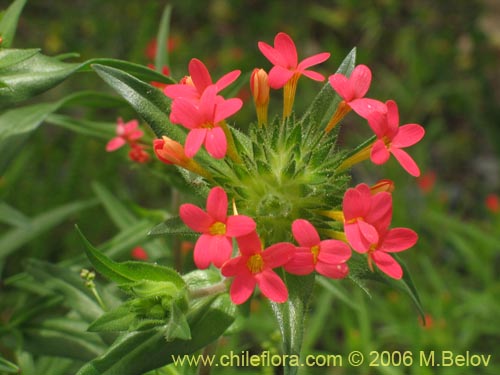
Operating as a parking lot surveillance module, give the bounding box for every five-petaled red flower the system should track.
[284,219,351,279]
[221,231,295,304]
[179,187,256,269]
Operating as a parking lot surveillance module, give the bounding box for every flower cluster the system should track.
[106,118,150,163]
[145,32,425,305]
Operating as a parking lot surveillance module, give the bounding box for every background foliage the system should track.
[1,0,499,374]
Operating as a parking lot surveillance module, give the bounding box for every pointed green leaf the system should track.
[270,273,315,375]
[91,182,137,229]
[77,226,185,288]
[0,0,27,47]
[76,294,236,375]
[92,64,182,140]
[46,114,118,141]
[154,5,172,72]
[148,216,196,238]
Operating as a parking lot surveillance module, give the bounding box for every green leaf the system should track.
[46,114,118,141]
[24,317,106,361]
[0,356,19,373]
[148,216,196,238]
[77,226,185,288]
[0,199,97,260]
[0,0,27,47]
[0,201,29,227]
[92,64,181,140]
[76,294,236,375]
[154,5,172,72]
[88,305,137,333]
[300,47,356,135]
[91,181,137,229]
[0,48,40,69]
[269,273,315,375]
[164,304,191,342]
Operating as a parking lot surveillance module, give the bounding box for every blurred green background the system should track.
[1,0,499,374]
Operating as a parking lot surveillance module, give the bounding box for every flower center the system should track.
[311,245,320,264]
[209,221,226,235]
[247,254,264,274]
[201,122,215,129]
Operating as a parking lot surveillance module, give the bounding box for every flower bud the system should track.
[250,68,270,126]
[153,136,188,165]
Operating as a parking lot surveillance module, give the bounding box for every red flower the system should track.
[170,85,242,158]
[365,227,418,279]
[106,118,143,152]
[367,100,425,177]
[485,194,500,214]
[221,231,295,304]
[258,32,330,89]
[153,136,188,165]
[148,64,171,90]
[164,58,240,102]
[342,183,392,252]
[128,143,150,163]
[326,64,386,132]
[179,187,256,269]
[284,219,351,279]
[131,247,148,260]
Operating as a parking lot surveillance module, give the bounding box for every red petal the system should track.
[274,32,298,68]
[350,64,372,98]
[380,228,418,252]
[210,236,233,268]
[215,70,241,91]
[298,52,330,70]
[236,231,262,256]
[371,139,390,165]
[268,66,295,89]
[170,99,201,129]
[371,252,403,279]
[317,240,352,263]
[221,256,246,277]
[291,219,320,247]
[185,128,207,158]
[258,41,288,67]
[189,58,212,94]
[206,187,228,223]
[344,222,373,253]
[392,124,425,148]
[225,215,256,237]
[229,272,256,304]
[255,269,288,303]
[329,73,352,101]
[301,70,325,82]
[385,100,400,135]
[316,262,349,279]
[193,234,215,269]
[204,127,227,159]
[262,242,295,268]
[283,249,315,275]
[365,192,392,232]
[179,203,212,232]
[391,148,421,177]
[350,98,386,121]
[106,137,126,151]
[343,185,371,219]
[164,84,198,100]
[214,97,242,123]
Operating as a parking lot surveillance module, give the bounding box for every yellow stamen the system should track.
[247,254,264,274]
[311,245,320,264]
[209,221,226,236]
[325,100,352,133]
[282,73,301,119]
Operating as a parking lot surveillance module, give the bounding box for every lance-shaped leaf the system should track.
[92,64,181,140]
[0,48,40,69]
[0,0,27,48]
[77,226,185,288]
[270,273,315,375]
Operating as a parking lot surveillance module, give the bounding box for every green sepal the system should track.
[76,226,185,288]
[87,305,137,333]
[164,303,191,342]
